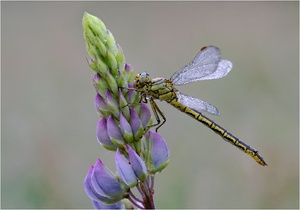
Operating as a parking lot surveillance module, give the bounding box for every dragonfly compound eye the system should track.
[134,72,150,88]
[140,72,150,82]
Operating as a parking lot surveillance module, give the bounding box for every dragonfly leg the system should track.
[121,92,148,109]
[121,102,139,109]
[120,86,135,91]
[149,98,166,132]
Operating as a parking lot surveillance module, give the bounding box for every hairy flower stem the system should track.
[128,194,144,209]
[139,182,155,209]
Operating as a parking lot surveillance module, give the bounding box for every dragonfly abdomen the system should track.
[168,98,267,166]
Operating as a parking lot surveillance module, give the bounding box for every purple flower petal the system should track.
[140,103,152,129]
[91,159,125,198]
[127,145,147,181]
[95,93,106,112]
[93,200,125,209]
[129,108,144,140]
[84,166,101,201]
[94,93,111,118]
[120,113,134,143]
[83,165,123,204]
[96,118,117,151]
[107,115,125,148]
[125,63,132,71]
[115,149,137,187]
[106,89,120,118]
[145,131,170,173]
[123,64,135,84]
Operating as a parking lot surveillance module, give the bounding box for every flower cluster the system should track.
[82,12,170,209]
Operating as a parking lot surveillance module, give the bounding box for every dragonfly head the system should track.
[134,71,150,88]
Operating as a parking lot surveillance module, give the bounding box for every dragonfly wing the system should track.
[171,46,233,85]
[176,92,220,116]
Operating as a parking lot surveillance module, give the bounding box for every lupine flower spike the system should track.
[83,12,170,209]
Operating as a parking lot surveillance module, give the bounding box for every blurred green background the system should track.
[2,2,298,209]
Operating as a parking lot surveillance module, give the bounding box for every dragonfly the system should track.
[133,46,267,166]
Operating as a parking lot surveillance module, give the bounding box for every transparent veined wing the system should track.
[171,46,233,86]
[176,92,220,116]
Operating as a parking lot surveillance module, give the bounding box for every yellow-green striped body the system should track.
[134,73,267,166]
[168,97,267,166]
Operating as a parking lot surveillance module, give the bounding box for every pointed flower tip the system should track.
[91,159,125,198]
[127,145,147,181]
[94,93,110,116]
[129,108,144,140]
[120,112,134,143]
[105,71,119,95]
[92,73,100,84]
[140,103,152,128]
[82,12,105,30]
[115,149,138,187]
[125,63,132,71]
[106,90,120,118]
[96,118,117,151]
[106,90,118,109]
[82,12,94,26]
[82,12,108,59]
[105,89,114,102]
[84,165,122,204]
[118,89,127,104]
[84,165,100,201]
[83,11,91,18]
[92,74,110,98]
[82,12,90,26]
[84,165,94,183]
[95,93,105,108]
[107,115,125,147]
[146,131,170,173]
